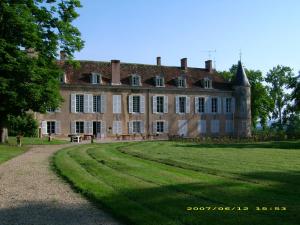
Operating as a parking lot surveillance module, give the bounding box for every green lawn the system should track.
[8,136,68,145]
[0,145,27,164]
[53,141,300,225]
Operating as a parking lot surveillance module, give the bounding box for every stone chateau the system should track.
[36,54,251,140]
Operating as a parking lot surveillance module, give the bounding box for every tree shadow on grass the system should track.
[174,140,300,149]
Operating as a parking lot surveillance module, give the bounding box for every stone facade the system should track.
[36,57,251,140]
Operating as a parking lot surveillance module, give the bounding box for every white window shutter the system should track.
[205,97,211,114]
[217,97,222,114]
[41,121,47,134]
[164,121,169,133]
[71,121,76,134]
[84,121,88,134]
[164,96,168,113]
[198,120,206,134]
[118,122,122,134]
[152,121,157,134]
[117,96,122,113]
[112,121,117,134]
[186,96,190,113]
[71,94,76,113]
[152,96,157,113]
[223,98,227,113]
[128,95,133,113]
[84,94,89,113]
[88,121,93,134]
[88,94,93,113]
[113,95,121,114]
[140,121,145,133]
[175,96,179,114]
[231,97,235,113]
[140,95,145,113]
[100,95,106,113]
[101,121,106,138]
[55,121,61,134]
[128,121,133,134]
[195,97,199,114]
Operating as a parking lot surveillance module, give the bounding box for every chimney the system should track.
[156,56,161,66]
[181,58,187,70]
[60,51,66,60]
[111,59,121,85]
[205,60,213,72]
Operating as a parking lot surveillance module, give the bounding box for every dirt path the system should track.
[0,144,122,225]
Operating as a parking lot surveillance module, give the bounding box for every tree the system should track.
[8,113,38,137]
[265,66,294,128]
[289,72,300,112]
[0,0,84,143]
[218,65,273,129]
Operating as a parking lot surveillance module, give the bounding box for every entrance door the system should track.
[93,121,101,139]
[178,120,188,137]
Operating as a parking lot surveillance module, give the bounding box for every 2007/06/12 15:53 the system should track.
[186,206,287,211]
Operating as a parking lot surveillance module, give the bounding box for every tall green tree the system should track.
[265,66,294,128]
[219,65,273,129]
[289,73,300,112]
[0,0,84,142]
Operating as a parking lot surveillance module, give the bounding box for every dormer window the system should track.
[90,72,101,84]
[155,75,165,87]
[131,74,141,86]
[177,76,186,88]
[203,78,212,89]
[59,73,67,84]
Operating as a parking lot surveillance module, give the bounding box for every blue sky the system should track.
[73,0,300,75]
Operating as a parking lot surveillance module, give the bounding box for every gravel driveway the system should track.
[0,144,122,225]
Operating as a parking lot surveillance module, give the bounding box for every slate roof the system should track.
[232,61,250,87]
[59,60,232,90]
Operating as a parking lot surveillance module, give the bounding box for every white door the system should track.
[178,120,188,137]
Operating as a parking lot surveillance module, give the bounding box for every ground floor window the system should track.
[76,121,84,133]
[133,121,141,133]
[198,120,206,134]
[225,120,234,133]
[47,121,55,134]
[211,120,220,133]
[156,121,164,133]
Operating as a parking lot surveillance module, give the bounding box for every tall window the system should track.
[179,97,186,113]
[76,95,84,112]
[76,121,84,133]
[133,96,140,113]
[131,75,141,86]
[93,95,101,112]
[178,77,186,87]
[156,96,164,113]
[47,121,55,134]
[226,98,232,113]
[211,97,218,113]
[198,97,205,113]
[133,121,141,133]
[156,121,164,133]
[156,76,164,87]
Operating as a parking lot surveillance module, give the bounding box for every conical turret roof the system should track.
[233,61,250,87]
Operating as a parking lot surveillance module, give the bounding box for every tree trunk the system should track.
[0,127,8,143]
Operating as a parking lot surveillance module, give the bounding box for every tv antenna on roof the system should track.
[199,49,216,60]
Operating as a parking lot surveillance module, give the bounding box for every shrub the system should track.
[8,114,38,137]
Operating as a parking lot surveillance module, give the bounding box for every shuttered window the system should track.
[93,95,101,112]
[211,97,218,113]
[133,96,140,113]
[133,121,141,133]
[47,121,55,134]
[76,95,84,112]
[225,120,234,133]
[156,96,164,113]
[211,120,220,133]
[76,121,84,133]
[179,97,186,113]
[198,97,205,113]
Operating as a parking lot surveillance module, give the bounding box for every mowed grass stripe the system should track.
[55,146,177,225]
[87,145,300,208]
[54,142,300,225]
[119,142,300,187]
[68,146,209,225]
